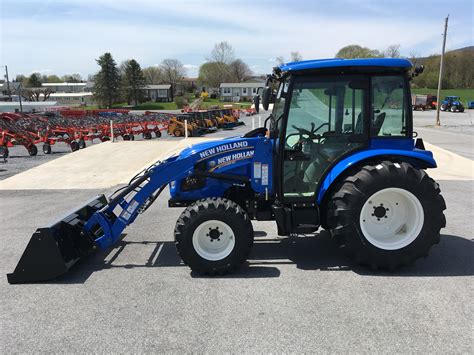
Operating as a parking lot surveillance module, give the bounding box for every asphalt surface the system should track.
[0,110,473,353]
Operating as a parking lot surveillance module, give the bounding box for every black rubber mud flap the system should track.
[7,195,108,284]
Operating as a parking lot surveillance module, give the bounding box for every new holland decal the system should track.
[199,141,250,160]
[209,150,255,171]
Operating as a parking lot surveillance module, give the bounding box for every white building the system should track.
[47,92,94,105]
[219,82,263,102]
[41,82,88,93]
[0,101,58,113]
[41,82,95,106]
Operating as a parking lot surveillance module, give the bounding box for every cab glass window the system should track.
[371,76,409,137]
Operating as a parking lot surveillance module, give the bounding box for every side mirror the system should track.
[262,86,271,111]
[253,95,260,113]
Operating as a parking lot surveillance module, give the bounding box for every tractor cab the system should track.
[259,59,415,214]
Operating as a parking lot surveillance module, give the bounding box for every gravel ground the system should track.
[0,180,472,353]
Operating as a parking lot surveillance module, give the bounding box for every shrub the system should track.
[200,92,209,100]
[174,96,188,109]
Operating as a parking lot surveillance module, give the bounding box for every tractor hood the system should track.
[170,134,274,201]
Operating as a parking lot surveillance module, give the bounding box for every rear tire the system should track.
[154,129,162,138]
[327,160,446,270]
[42,144,51,154]
[1,146,9,159]
[28,145,38,156]
[70,141,79,152]
[175,198,254,275]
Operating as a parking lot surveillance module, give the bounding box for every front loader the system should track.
[8,58,446,283]
[167,115,204,137]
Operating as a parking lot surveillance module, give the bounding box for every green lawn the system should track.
[80,98,252,111]
[411,88,474,103]
[199,98,252,109]
[131,102,178,110]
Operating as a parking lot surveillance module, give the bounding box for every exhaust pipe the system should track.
[7,195,108,284]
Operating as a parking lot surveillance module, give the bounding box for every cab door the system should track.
[279,76,369,203]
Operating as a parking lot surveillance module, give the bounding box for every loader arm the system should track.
[7,135,266,284]
[85,154,196,249]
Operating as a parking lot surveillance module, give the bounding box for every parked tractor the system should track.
[440,96,465,112]
[7,58,446,284]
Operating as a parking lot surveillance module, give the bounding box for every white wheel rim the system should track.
[359,188,424,250]
[192,220,235,261]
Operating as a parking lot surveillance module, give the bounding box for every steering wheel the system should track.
[292,122,328,140]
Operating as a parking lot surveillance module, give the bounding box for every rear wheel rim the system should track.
[359,188,424,250]
[192,220,235,261]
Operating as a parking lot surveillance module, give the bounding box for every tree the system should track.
[411,49,474,89]
[160,59,186,97]
[290,51,303,62]
[143,66,163,84]
[275,56,285,65]
[123,59,146,106]
[21,88,53,101]
[93,52,121,107]
[229,59,253,82]
[335,45,382,58]
[45,75,62,83]
[198,62,230,91]
[27,73,42,87]
[409,51,420,67]
[384,44,401,58]
[62,74,83,82]
[208,41,235,64]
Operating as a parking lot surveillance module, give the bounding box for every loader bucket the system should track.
[7,195,108,284]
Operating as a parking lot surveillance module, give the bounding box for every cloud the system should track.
[1,0,472,77]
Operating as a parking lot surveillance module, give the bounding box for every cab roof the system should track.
[280,58,412,72]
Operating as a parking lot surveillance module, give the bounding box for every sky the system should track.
[1,0,473,79]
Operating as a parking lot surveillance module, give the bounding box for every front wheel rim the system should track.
[359,188,424,250]
[192,220,235,261]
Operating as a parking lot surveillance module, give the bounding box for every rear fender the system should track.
[316,148,436,204]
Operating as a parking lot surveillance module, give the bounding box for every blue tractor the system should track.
[440,96,465,112]
[7,58,446,283]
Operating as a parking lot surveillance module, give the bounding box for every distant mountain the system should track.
[417,46,473,62]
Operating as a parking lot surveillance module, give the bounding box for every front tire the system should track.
[28,144,38,156]
[175,198,254,275]
[327,161,446,270]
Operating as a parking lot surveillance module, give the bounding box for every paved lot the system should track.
[0,111,473,353]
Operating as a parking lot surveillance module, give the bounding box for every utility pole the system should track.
[4,65,11,101]
[18,83,23,113]
[435,15,449,126]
